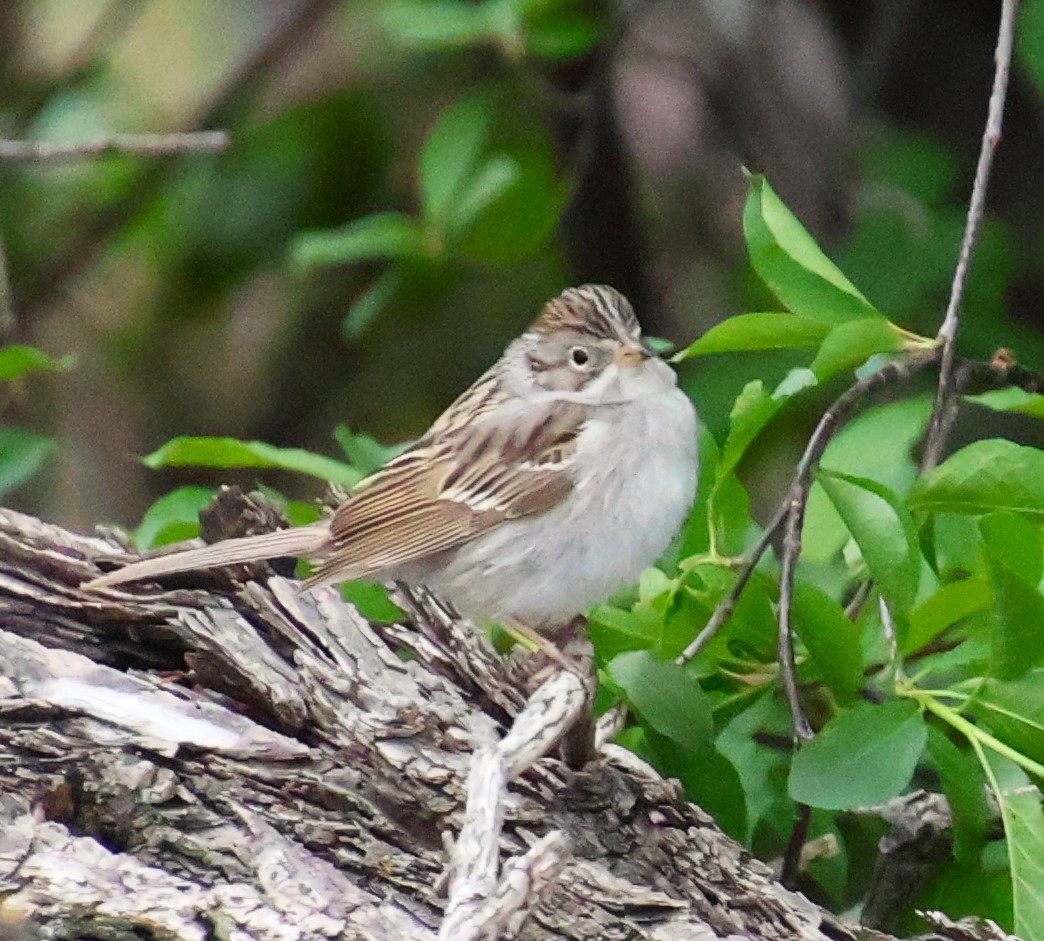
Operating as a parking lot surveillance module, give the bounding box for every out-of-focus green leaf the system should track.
[135,486,215,550]
[143,437,362,487]
[608,650,713,750]
[909,440,1044,518]
[381,0,502,50]
[449,154,520,236]
[291,212,429,270]
[818,470,920,615]
[0,345,73,381]
[905,577,993,653]
[926,726,990,863]
[860,132,959,207]
[0,429,55,496]
[1018,0,1044,100]
[675,313,829,359]
[789,700,927,809]
[743,173,880,324]
[966,387,1044,419]
[792,582,864,699]
[524,10,600,59]
[455,120,560,264]
[333,426,405,476]
[342,268,404,339]
[808,317,907,380]
[419,95,493,226]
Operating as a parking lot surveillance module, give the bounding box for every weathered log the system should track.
[0,503,1017,941]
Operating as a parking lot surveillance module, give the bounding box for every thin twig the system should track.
[775,353,942,741]
[920,0,1019,472]
[0,131,231,163]
[675,501,788,665]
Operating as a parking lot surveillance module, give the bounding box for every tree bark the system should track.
[0,504,1017,941]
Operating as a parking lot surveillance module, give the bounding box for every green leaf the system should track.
[926,726,990,863]
[967,387,1044,419]
[135,486,215,550]
[341,268,404,340]
[644,733,747,841]
[608,650,713,751]
[717,381,778,480]
[980,512,1044,588]
[0,429,56,496]
[905,577,993,654]
[788,699,927,809]
[971,672,1044,765]
[291,212,429,270]
[448,153,520,237]
[980,751,1044,941]
[792,583,864,699]
[910,440,1044,518]
[332,426,404,476]
[804,394,933,564]
[381,0,500,50]
[983,555,1044,681]
[524,12,600,59]
[674,313,829,359]
[1018,0,1044,101]
[743,173,880,324]
[339,581,404,623]
[419,95,493,226]
[0,345,73,381]
[817,470,921,615]
[808,317,906,381]
[143,437,362,488]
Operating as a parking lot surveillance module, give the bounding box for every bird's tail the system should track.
[82,524,329,591]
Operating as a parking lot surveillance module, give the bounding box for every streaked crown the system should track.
[529,284,640,341]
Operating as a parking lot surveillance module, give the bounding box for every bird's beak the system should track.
[614,341,653,369]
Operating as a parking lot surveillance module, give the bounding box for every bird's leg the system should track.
[499,617,585,676]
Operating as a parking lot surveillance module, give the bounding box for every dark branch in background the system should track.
[17,0,338,323]
[920,0,1019,473]
[0,233,14,343]
[0,132,230,162]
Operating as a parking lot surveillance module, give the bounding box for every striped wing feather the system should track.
[307,390,585,585]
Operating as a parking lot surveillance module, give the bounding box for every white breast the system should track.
[428,384,698,628]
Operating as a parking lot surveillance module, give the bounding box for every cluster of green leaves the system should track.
[595,176,1044,938]
[0,345,71,498]
[291,90,562,337]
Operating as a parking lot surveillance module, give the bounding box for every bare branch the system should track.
[0,131,230,163]
[920,0,1020,472]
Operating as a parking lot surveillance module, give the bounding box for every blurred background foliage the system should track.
[2,0,1043,530]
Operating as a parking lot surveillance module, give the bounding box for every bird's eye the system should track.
[569,346,590,369]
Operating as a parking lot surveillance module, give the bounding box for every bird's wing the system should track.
[307,377,586,584]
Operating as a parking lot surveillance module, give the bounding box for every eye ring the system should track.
[569,346,590,369]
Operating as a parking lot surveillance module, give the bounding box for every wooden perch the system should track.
[0,500,1018,940]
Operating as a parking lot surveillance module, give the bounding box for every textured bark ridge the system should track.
[0,502,1016,940]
